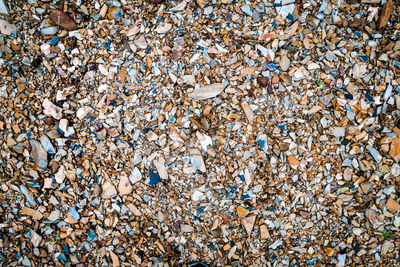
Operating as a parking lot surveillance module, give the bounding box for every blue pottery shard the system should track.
[86,230,96,242]
[148,171,161,185]
[68,207,80,221]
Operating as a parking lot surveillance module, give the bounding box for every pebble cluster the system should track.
[0,0,399,266]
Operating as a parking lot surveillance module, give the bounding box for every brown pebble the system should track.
[49,11,78,31]
[44,117,55,125]
[257,76,269,87]
[149,0,164,3]
[349,19,362,28]
[378,0,394,29]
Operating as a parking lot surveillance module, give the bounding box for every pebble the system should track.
[29,140,48,169]
[190,83,227,100]
[1,1,399,266]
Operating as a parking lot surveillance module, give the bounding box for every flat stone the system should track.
[386,197,400,213]
[237,206,250,219]
[190,83,227,100]
[389,138,400,162]
[30,140,48,169]
[102,180,117,199]
[43,98,62,120]
[241,101,254,124]
[287,155,300,169]
[241,215,256,235]
[40,134,56,154]
[279,55,290,71]
[109,251,120,267]
[49,10,78,31]
[377,0,394,29]
[118,172,132,195]
[181,224,194,233]
[260,225,269,239]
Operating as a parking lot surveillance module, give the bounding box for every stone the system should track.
[257,76,269,87]
[190,149,206,172]
[349,19,362,28]
[260,225,269,239]
[55,166,65,183]
[279,55,290,71]
[377,0,394,29]
[30,140,48,169]
[118,172,132,195]
[49,11,77,31]
[386,197,400,213]
[155,23,172,34]
[109,251,120,267]
[43,98,62,120]
[59,119,68,133]
[190,83,227,100]
[29,230,42,248]
[102,180,117,199]
[241,101,254,124]
[40,134,56,154]
[287,155,300,169]
[129,167,142,184]
[389,138,400,162]
[237,206,250,218]
[76,106,92,120]
[181,224,194,232]
[0,19,16,35]
[242,215,256,235]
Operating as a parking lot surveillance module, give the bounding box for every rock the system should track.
[367,146,382,163]
[76,106,92,120]
[148,171,161,185]
[59,119,68,133]
[257,76,269,87]
[155,23,172,34]
[241,215,256,235]
[287,155,300,169]
[389,138,400,162]
[30,140,48,169]
[381,240,392,255]
[49,11,77,31]
[0,0,8,15]
[149,0,164,3]
[154,160,168,180]
[102,180,117,199]
[129,167,142,184]
[181,224,194,232]
[237,206,250,218]
[48,210,60,221]
[0,19,16,36]
[190,83,227,100]
[43,98,62,120]
[28,230,42,248]
[260,225,269,239]
[386,197,400,213]
[241,101,254,124]
[192,190,204,201]
[134,36,147,50]
[109,251,120,267]
[377,0,394,29]
[349,19,362,28]
[324,247,336,256]
[40,134,56,154]
[55,166,65,183]
[118,172,132,195]
[331,127,345,138]
[41,26,58,36]
[279,55,290,71]
[190,149,206,172]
